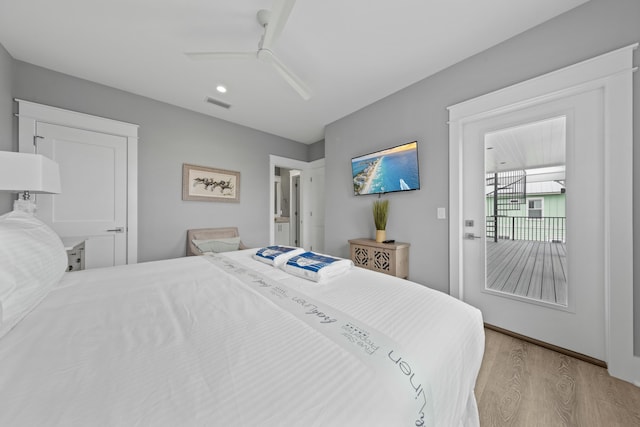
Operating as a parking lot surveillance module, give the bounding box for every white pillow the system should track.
[281,251,353,282]
[253,245,305,267]
[0,210,68,338]
[192,237,241,253]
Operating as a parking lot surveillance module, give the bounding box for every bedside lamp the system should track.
[0,151,61,215]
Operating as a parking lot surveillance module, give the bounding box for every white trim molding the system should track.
[16,99,139,265]
[447,44,638,383]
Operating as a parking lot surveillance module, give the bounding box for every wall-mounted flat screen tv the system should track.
[351,141,420,196]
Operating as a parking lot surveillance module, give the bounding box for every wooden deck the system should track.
[486,239,567,305]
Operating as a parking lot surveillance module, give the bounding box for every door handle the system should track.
[464,232,482,240]
[106,227,124,233]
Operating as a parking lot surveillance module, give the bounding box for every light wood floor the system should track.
[476,328,640,426]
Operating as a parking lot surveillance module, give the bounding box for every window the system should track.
[527,198,543,218]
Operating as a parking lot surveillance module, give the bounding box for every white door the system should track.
[462,89,606,360]
[35,122,128,269]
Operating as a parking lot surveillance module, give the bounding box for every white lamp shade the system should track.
[0,151,61,194]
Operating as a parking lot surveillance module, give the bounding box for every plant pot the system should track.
[375,229,386,243]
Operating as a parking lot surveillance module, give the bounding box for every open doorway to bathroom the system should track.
[269,155,325,252]
[274,166,301,246]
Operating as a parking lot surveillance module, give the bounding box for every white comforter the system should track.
[0,250,484,427]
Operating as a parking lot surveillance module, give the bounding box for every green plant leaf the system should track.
[372,199,389,230]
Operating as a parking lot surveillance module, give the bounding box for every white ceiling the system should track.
[0,0,588,144]
[485,116,567,173]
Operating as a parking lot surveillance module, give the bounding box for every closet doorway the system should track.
[17,100,138,268]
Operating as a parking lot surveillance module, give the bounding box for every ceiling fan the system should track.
[185,0,311,100]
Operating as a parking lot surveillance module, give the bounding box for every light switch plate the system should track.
[437,207,446,219]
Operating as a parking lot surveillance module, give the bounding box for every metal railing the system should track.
[486,216,566,243]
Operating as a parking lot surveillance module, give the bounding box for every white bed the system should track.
[0,212,484,427]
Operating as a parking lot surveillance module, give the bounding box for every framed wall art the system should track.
[182,163,240,203]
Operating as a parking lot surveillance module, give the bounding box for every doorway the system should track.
[273,166,300,246]
[448,44,638,383]
[35,123,129,268]
[290,172,300,246]
[269,155,324,251]
[17,100,138,267]
[460,90,605,361]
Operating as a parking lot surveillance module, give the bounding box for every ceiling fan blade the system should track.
[267,52,311,100]
[185,51,256,61]
[261,0,296,49]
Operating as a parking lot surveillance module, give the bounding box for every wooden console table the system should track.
[348,238,409,279]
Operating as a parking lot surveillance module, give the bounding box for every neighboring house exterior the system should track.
[486,181,566,242]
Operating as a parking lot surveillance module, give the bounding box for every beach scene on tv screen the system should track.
[352,141,420,195]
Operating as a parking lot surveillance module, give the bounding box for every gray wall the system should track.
[308,139,325,161]
[324,0,640,353]
[11,61,309,262]
[0,43,14,213]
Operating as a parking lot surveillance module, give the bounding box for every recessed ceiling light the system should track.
[216,85,227,93]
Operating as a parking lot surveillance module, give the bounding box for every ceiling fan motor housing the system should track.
[257,9,271,27]
[257,48,275,63]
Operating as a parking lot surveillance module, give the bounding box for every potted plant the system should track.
[372,199,389,242]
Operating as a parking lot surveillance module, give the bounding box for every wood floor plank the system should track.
[552,242,568,305]
[551,354,578,426]
[526,243,545,300]
[487,241,512,270]
[474,325,502,400]
[541,243,556,303]
[491,241,532,293]
[487,241,521,290]
[477,328,640,426]
[501,241,534,295]
[476,332,528,426]
[513,241,537,297]
[493,246,523,293]
[486,240,568,305]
